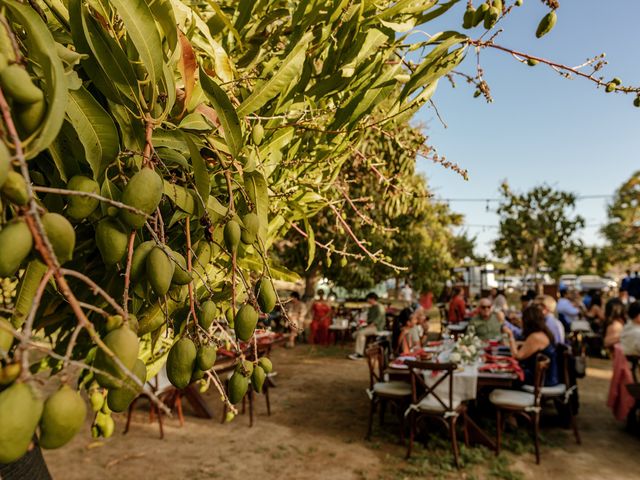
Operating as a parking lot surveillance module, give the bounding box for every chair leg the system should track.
[570,409,581,445]
[495,408,502,456]
[379,399,386,427]
[156,405,164,440]
[366,398,375,440]
[221,401,227,424]
[450,416,461,469]
[249,389,254,428]
[462,412,470,447]
[265,385,271,416]
[405,412,415,459]
[124,396,140,435]
[533,412,541,465]
[398,402,406,445]
[176,394,184,427]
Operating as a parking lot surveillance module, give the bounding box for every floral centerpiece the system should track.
[448,327,483,365]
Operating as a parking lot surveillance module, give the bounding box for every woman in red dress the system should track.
[310,290,332,345]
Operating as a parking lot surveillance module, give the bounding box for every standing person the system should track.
[409,307,428,347]
[603,298,627,350]
[621,302,640,356]
[504,304,559,387]
[447,287,466,324]
[630,272,640,301]
[621,270,632,293]
[618,287,635,306]
[585,292,605,329]
[400,282,414,303]
[285,292,307,348]
[310,290,332,346]
[492,288,508,313]
[349,292,386,360]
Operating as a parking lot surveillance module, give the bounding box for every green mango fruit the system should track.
[224,220,241,254]
[462,6,475,29]
[15,99,46,137]
[527,58,539,66]
[472,2,489,27]
[0,382,43,463]
[0,141,9,190]
[89,391,104,412]
[105,314,124,332]
[119,168,163,228]
[96,218,129,266]
[492,0,503,12]
[225,307,234,325]
[258,357,273,374]
[39,385,87,449]
[634,96,640,108]
[41,212,75,264]
[251,365,267,393]
[171,251,192,285]
[234,304,258,341]
[195,241,211,267]
[66,176,100,220]
[255,277,276,313]
[127,314,139,334]
[611,77,622,86]
[196,344,217,371]
[0,362,21,385]
[605,82,616,93]
[235,359,254,378]
[515,0,523,6]
[536,10,557,38]
[0,65,44,104]
[240,213,260,245]
[1,170,28,205]
[166,337,196,389]
[146,247,175,296]
[107,359,146,413]
[251,123,264,145]
[228,371,248,404]
[130,240,155,281]
[198,300,217,330]
[95,411,114,438]
[484,6,499,29]
[0,219,33,277]
[191,368,205,381]
[94,326,139,388]
[0,316,14,354]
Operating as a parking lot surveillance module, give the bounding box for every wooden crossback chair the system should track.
[405,360,469,468]
[490,354,549,465]
[522,344,581,444]
[364,344,411,443]
[625,355,640,430]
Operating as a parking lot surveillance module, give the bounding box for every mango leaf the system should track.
[48,122,83,182]
[244,171,269,236]
[148,0,178,54]
[177,31,197,113]
[110,0,164,100]
[204,0,242,45]
[4,1,68,159]
[178,112,212,131]
[66,87,119,181]
[100,178,122,217]
[237,32,313,116]
[163,180,196,214]
[184,134,210,213]
[237,257,301,283]
[199,67,243,157]
[303,216,316,270]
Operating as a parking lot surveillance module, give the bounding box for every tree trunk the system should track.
[303,265,319,300]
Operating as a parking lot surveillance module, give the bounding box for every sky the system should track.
[412,1,640,257]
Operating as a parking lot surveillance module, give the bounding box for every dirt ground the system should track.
[43,345,640,480]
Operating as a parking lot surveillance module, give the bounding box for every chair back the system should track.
[532,354,551,405]
[365,344,384,389]
[405,360,457,413]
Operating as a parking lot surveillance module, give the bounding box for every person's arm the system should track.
[506,330,546,360]
[604,322,622,348]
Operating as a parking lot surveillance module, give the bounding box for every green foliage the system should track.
[493,183,585,275]
[602,171,640,266]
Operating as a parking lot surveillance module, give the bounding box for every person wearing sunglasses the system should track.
[469,298,507,341]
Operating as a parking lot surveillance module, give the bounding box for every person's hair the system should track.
[290,291,300,300]
[392,308,412,351]
[604,298,627,333]
[629,301,640,320]
[452,286,462,296]
[522,304,555,345]
[559,288,568,297]
[620,286,628,294]
[536,294,556,314]
[590,292,602,307]
[366,292,378,301]
[317,289,325,298]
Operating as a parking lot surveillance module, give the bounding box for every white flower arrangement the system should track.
[449,328,483,365]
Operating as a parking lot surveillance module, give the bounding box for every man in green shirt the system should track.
[469,297,505,341]
[349,292,386,360]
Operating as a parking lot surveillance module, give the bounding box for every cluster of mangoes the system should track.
[462,1,557,39]
[0,52,46,137]
[0,381,86,463]
[227,356,273,407]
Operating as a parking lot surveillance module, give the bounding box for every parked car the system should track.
[559,274,578,289]
[576,275,613,292]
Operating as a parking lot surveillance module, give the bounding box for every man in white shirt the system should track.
[621,302,640,356]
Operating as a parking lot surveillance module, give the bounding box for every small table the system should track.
[329,324,351,345]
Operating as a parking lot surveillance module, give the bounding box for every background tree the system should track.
[493,182,585,279]
[602,171,640,267]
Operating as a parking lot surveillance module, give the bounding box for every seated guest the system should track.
[310,290,332,345]
[348,292,386,360]
[620,302,640,356]
[469,298,506,341]
[396,311,418,355]
[585,292,605,329]
[392,307,412,353]
[409,306,428,346]
[535,295,564,345]
[603,298,627,350]
[447,286,466,324]
[505,304,559,386]
[491,288,508,312]
[557,289,581,330]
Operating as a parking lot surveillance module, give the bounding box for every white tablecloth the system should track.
[423,363,479,403]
